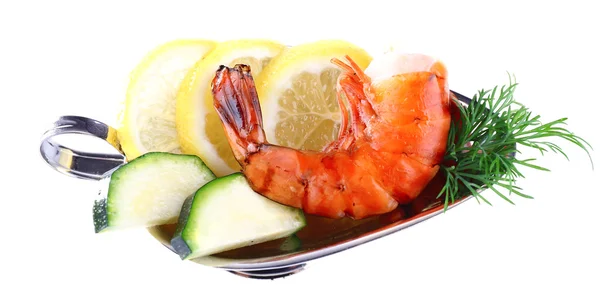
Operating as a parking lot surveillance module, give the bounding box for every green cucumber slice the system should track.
[171,173,306,260]
[280,235,302,252]
[93,152,216,233]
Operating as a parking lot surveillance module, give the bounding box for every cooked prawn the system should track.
[211,52,451,219]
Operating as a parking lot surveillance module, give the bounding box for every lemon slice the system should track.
[117,39,217,160]
[176,39,285,176]
[256,40,372,151]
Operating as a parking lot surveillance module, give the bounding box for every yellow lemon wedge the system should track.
[176,39,285,177]
[255,40,372,151]
[117,39,217,160]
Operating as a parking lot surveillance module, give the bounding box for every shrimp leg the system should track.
[325,56,371,152]
[324,87,353,152]
[332,56,378,120]
[323,70,369,151]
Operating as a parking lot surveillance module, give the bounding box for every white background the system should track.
[2,1,599,302]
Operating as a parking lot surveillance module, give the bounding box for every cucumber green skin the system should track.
[170,173,306,260]
[171,193,196,259]
[92,152,215,233]
[171,173,242,259]
[93,192,110,233]
[279,235,302,252]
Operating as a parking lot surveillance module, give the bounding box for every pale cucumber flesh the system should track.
[171,173,306,260]
[93,152,216,233]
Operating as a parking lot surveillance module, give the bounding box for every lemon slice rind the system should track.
[117,39,218,160]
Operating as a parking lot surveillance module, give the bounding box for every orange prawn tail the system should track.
[211,64,267,163]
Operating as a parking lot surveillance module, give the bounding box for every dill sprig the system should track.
[438,76,593,209]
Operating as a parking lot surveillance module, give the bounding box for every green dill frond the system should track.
[438,76,593,209]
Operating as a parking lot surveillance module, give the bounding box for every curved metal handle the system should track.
[39,116,126,181]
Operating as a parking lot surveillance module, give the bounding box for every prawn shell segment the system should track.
[367,70,451,168]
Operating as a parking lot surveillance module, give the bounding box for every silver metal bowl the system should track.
[39,91,476,279]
